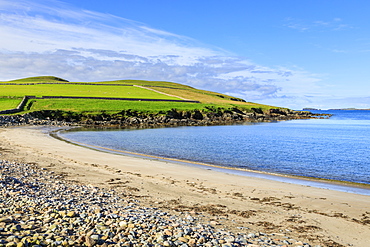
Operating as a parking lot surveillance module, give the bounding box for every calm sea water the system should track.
[58,110,370,185]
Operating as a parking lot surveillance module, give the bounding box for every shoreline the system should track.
[1,126,370,246]
[0,107,331,128]
[54,128,370,196]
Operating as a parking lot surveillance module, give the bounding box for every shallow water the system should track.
[58,110,370,186]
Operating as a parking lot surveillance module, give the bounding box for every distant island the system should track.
[302,108,321,111]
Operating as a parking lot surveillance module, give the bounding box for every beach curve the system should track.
[1,126,370,246]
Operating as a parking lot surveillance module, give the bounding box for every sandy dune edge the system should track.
[0,126,369,246]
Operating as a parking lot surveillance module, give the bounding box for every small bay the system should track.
[58,110,370,186]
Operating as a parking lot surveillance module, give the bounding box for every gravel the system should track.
[0,160,316,247]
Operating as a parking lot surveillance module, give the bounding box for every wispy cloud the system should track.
[0,0,220,58]
[331,49,348,53]
[284,17,353,32]
[0,0,323,107]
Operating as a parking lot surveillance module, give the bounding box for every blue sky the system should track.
[1,0,370,109]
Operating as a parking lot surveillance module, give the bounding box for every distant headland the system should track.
[328,108,370,110]
[303,107,370,111]
[302,108,321,111]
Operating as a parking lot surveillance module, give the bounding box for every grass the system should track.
[4,76,69,83]
[0,76,277,114]
[2,76,193,89]
[0,97,23,111]
[25,99,215,114]
[0,84,180,100]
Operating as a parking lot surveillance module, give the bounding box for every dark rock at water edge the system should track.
[0,108,331,128]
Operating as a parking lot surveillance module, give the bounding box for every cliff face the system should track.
[0,108,331,128]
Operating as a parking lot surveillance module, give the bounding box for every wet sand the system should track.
[1,126,369,246]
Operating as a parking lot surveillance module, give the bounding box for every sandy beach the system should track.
[1,126,369,247]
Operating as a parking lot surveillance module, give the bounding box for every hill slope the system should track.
[0,76,324,127]
[0,76,275,114]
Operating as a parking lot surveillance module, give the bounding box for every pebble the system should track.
[0,160,315,246]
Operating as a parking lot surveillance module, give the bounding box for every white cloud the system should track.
[0,0,328,109]
[0,0,220,59]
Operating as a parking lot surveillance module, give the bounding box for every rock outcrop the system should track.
[0,108,331,128]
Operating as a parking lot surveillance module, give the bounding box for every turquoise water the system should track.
[58,110,370,185]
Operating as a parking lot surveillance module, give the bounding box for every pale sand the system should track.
[1,126,369,246]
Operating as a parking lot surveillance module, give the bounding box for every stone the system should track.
[85,237,97,247]
[66,211,77,217]
[0,159,315,247]
[0,217,12,223]
[187,239,196,246]
[247,233,256,238]
[178,237,189,243]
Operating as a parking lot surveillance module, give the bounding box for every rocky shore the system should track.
[0,108,330,128]
[1,160,317,247]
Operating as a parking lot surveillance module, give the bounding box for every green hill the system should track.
[8,76,69,83]
[0,76,276,115]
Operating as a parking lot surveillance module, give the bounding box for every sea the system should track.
[57,110,370,195]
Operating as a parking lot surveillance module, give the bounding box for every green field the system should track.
[0,97,22,111]
[0,76,275,114]
[26,99,213,114]
[0,84,179,99]
[4,76,194,89]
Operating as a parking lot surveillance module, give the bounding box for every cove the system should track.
[56,110,370,195]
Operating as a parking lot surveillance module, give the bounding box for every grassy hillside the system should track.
[6,76,69,83]
[0,76,275,115]
[0,84,179,99]
[0,97,21,111]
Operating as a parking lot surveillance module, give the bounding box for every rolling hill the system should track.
[0,76,274,115]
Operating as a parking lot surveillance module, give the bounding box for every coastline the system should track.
[54,129,370,195]
[1,126,370,246]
